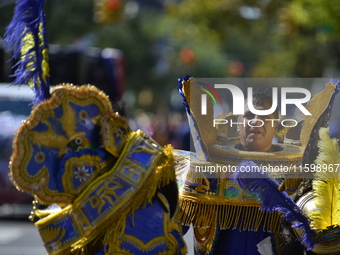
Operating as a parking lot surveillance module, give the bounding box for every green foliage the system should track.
[44,0,97,44]
[161,0,340,78]
[2,0,340,105]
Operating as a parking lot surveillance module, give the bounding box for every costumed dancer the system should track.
[5,1,187,254]
[174,76,340,254]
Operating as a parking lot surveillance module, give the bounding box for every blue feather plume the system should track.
[5,0,51,104]
[235,161,315,250]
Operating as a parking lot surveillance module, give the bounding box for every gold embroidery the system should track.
[89,181,123,214]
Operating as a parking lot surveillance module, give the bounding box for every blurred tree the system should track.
[44,0,97,44]
[93,0,124,23]
[160,0,340,78]
[2,0,340,103]
[3,0,340,147]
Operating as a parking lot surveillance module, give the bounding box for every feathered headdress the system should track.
[5,0,50,104]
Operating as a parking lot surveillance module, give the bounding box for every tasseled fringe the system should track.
[284,178,304,195]
[156,145,176,189]
[180,198,280,254]
[180,198,280,233]
[54,144,177,255]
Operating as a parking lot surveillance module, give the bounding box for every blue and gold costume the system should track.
[5,1,187,254]
[176,76,340,255]
[10,85,186,254]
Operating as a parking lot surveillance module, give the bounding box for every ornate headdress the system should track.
[5,1,186,254]
[175,76,340,253]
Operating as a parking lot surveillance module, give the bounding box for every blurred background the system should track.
[1,0,340,149]
[1,0,340,253]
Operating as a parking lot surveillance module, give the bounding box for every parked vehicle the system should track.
[0,84,34,207]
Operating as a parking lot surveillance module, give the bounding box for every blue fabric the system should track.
[182,225,190,235]
[212,229,272,255]
[177,75,191,115]
[94,197,186,254]
[95,246,105,255]
[185,219,277,255]
[184,223,274,255]
[236,163,314,250]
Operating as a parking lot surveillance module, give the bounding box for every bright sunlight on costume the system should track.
[175,76,340,255]
[5,1,186,254]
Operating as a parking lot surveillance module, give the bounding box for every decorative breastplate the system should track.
[174,147,300,244]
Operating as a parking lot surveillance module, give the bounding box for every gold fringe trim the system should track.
[42,135,177,255]
[84,144,176,255]
[156,145,176,190]
[282,178,303,195]
[180,198,279,232]
[180,197,280,254]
